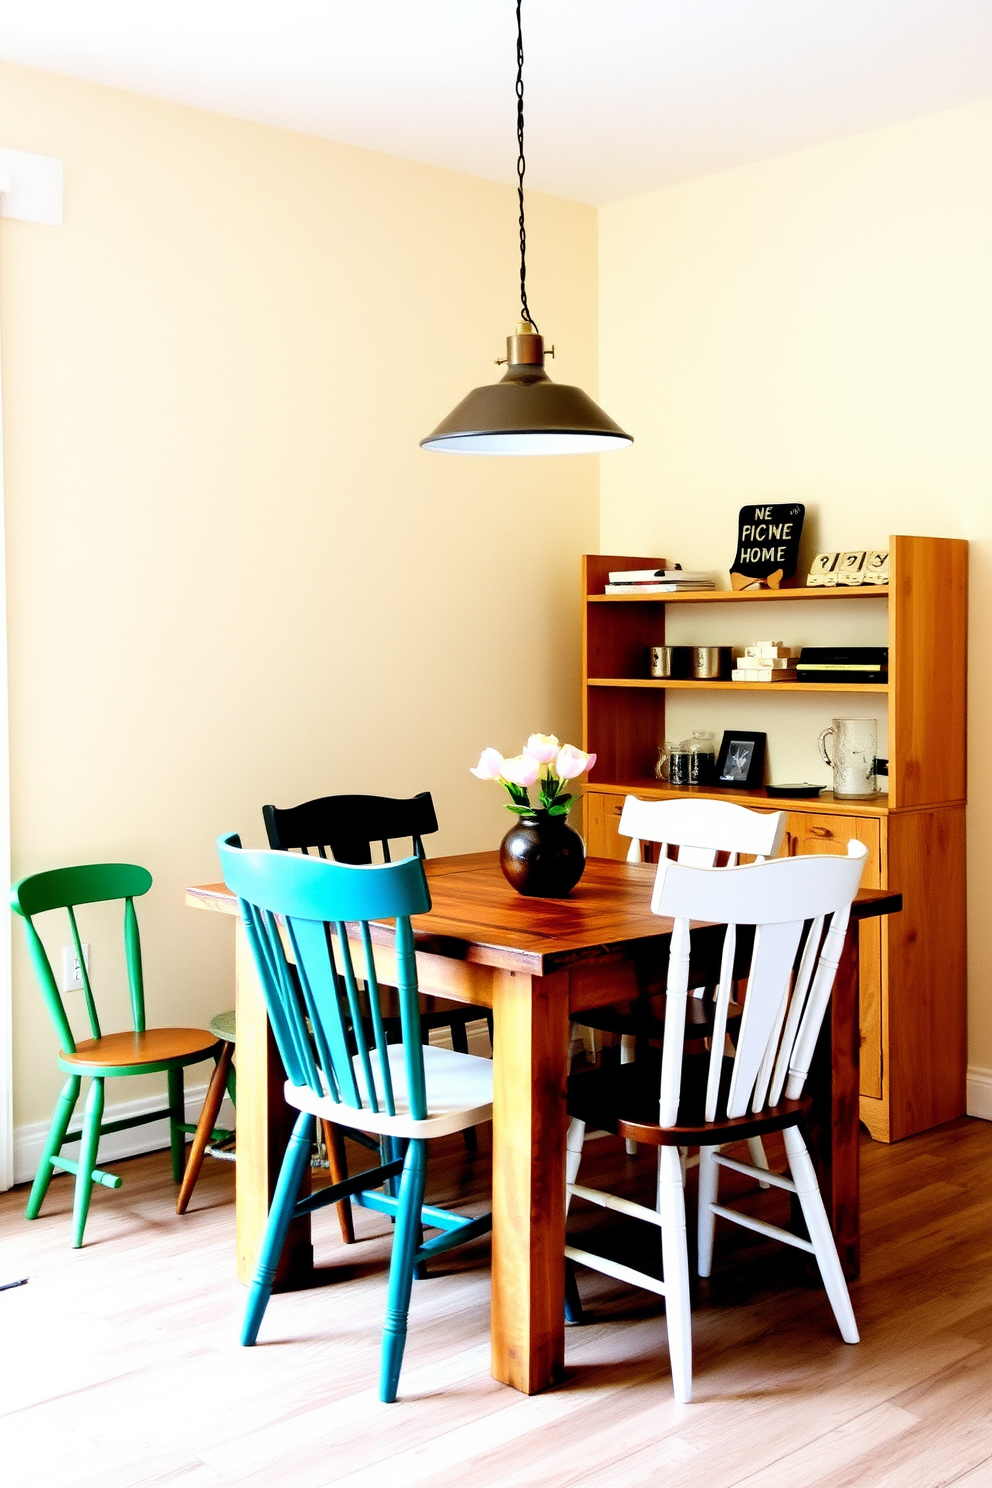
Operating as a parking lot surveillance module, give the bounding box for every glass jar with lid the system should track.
[668,741,691,787]
[685,730,716,786]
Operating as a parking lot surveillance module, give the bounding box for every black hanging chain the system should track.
[515,0,538,333]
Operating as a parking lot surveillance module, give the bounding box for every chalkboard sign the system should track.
[730,503,805,590]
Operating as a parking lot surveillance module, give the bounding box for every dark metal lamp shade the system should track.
[421,327,632,455]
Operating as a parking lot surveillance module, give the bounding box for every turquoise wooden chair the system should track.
[11,863,222,1247]
[218,833,493,1403]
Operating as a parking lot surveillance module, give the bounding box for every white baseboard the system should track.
[966,1066,992,1122]
[13,1080,235,1187]
[12,1021,493,1188]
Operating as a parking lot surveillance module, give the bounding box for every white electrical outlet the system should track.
[61,944,90,992]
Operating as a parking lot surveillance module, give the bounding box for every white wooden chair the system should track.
[565,840,868,1403]
[573,797,787,1159]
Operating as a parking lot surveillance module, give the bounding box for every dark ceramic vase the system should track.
[499,811,586,897]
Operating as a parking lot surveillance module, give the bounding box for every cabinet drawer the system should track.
[785,811,883,1100]
[784,813,881,887]
[584,792,628,861]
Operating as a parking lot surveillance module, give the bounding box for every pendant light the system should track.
[421,0,632,455]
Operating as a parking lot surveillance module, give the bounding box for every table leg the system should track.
[806,919,861,1280]
[491,967,570,1394]
[235,919,313,1288]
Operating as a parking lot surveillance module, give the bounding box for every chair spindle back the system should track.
[218,834,432,1119]
[618,796,787,868]
[10,864,153,1052]
[262,792,439,865]
[650,841,868,1127]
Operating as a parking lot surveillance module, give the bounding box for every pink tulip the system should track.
[501,753,541,788]
[470,747,505,780]
[555,744,597,781]
[523,732,560,764]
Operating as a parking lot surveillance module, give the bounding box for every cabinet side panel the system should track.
[890,536,968,808]
[585,686,665,783]
[885,806,967,1139]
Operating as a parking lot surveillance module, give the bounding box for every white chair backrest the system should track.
[618,795,787,867]
[650,841,868,1129]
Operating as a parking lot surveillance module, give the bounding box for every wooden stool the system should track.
[176,1011,357,1243]
[176,1010,236,1214]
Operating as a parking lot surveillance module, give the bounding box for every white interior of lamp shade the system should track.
[421,431,633,454]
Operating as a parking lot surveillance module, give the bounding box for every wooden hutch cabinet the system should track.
[581,536,967,1142]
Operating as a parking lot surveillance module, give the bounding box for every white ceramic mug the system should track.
[818,718,877,797]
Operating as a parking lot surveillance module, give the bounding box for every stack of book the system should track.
[605,568,715,595]
[732,641,800,682]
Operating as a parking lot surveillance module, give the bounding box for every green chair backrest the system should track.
[217,833,431,1120]
[10,863,153,1053]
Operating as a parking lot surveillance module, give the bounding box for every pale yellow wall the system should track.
[599,101,992,1067]
[0,64,599,1127]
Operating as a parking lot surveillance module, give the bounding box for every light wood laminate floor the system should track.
[2,1116,992,1488]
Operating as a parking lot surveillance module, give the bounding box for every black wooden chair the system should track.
[263,792,490,1157]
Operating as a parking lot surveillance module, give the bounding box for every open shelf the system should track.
[588,586,889,604]
[587,677,889,694]
[588,778,892,817]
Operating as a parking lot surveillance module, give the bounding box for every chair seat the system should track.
[567,1049,811,1147]
[287,1043,494,1139]
[209,1009,237,1043]
[60,1028,221,1073]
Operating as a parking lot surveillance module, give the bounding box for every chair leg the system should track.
[658,1144,693,1403]
[26,1075,81,1220]
[564,1257,584,1324]
[321,1120,356,1244]
[746,1136,771,1190]
[71,1078,105,1249]
[697,1144,720,1278]
[379,1138,428,1403]
[621,1035,638,1155]
[565,1117,586,1215]
[241,1112,316,1347]
[167,1067,186,1183]
[783,1126,859,1344]
[177,1044,234,1215]
[568,1023,600,1074]
[446,1021,479,1152]
[449,1018,469,1054]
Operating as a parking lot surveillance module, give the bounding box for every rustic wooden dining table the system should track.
[186,850,901,1397]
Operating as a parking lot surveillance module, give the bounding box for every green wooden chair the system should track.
[11,862,222,1247]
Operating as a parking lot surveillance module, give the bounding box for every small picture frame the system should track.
[715,730,767,790]
[807,552,839,587]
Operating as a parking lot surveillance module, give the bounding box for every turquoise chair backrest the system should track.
[217,834,433,1120]
[10,863,153,1053]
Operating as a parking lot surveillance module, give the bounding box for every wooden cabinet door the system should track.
[583,791,628,861]
[785,812,883,1100]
